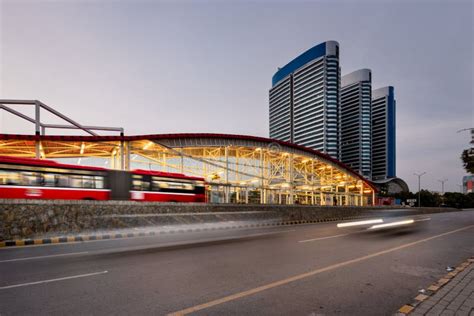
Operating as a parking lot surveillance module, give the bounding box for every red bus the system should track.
[130,169,206,202]
[0,156,206,202]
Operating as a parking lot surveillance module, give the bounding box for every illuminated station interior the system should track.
[0,100,376,205]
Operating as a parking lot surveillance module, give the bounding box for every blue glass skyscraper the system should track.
[340,69,372,178]
[372,86,396,180]
[269,41,340,158]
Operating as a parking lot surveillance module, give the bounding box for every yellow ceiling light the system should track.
[143,141,153,150]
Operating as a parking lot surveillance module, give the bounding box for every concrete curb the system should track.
[396,256,474,315]
[0,216,367,248]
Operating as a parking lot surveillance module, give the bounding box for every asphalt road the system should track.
[1,210,473,315]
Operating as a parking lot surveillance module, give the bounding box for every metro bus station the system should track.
[0,99,376,205]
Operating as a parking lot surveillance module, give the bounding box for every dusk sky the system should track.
[0,0,472,192]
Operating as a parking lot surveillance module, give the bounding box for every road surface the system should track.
[1,210,473,315]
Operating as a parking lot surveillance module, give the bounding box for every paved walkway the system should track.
[404,258,474,315]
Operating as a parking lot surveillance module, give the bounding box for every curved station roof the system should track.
[0,132,375,206]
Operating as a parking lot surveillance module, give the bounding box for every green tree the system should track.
[392,191,416,202]
[388,190,474,208]
[461,148,474,174]
[443,192,474,208]
[417,190,442,207]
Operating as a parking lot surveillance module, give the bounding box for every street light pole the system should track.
[438,178,448,195]
[414,172,426,207]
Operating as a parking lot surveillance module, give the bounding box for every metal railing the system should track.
[0,99,124,136]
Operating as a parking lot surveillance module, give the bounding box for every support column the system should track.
[345,185,349,206]
[35,141,40,159]
[35,102,41,159]
[235,149,240,200]
[110,151,115,169]
[120,140,125,170]
[225,146,230,203]
[260,149,265,204]
[125,141,131,170]
[311,160,315,205]
[289,154,294,204]
[35,102,41,136]
[203,149,207,180]
[162,153,167,172]
[225,147,229,183]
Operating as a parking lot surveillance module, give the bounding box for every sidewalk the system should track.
[398,257,474,315]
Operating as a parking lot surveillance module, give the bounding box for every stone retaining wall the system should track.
[0,199,460,241]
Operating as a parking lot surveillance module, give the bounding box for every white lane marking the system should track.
[298,233,348,243]
[0,270,108,290]
[0,251,89,263]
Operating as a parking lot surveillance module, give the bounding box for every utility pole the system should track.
[414,172,426,207]
[438,178,448,206]
[438,178,448,195]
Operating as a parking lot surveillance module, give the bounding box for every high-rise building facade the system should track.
[340,69,372,179]
[269,41,340,158]
[371,86,396,180]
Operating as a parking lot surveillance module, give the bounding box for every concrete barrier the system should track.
[0,199,461,241]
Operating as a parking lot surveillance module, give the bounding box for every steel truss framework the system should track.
[0,134,376,206]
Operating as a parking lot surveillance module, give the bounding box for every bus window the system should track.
[70,175,83,188]
[56,174,70,187]
[95,176,104,189]
[172,182,193,191]
[21,172,41,186]
[152,180,167,191]
[43,173,57,187]
[132,175,150,191]
[152,178,194,192]
[0,170,20,185]
[194,181,206,194]
[83,176,94,189]
[132,175,142,190]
